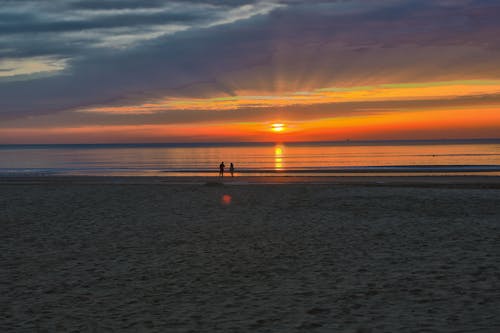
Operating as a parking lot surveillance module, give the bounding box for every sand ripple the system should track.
[1,184,499,332]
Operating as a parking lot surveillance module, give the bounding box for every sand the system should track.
[1,177,500,332]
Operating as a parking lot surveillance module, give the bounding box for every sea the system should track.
[1,139,499,177]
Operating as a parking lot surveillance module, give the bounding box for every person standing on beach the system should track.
[219,162,225,178]
[230,163,234,178]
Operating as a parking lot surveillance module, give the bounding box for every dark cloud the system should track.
[0,0,279,58]
[0,12,201,35]
[70,0,257,10]
[71,0,168,10]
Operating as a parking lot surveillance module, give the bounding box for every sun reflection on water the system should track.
[275,145,284,171]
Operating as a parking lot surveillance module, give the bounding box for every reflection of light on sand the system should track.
[221,194,232,205]
[275,145,284,171]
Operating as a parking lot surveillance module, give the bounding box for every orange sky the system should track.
[1,80,500,143]
[2,103,499,143]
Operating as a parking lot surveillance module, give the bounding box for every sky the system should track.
[1,0,500,143]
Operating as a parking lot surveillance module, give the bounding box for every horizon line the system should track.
[1,138,499,147]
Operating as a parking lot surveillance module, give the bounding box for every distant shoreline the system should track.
[1,137,500,148]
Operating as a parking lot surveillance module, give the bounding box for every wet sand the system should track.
[2,175,500,187]
[1,177,500,332]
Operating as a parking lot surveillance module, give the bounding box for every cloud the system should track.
[1,0,500,128]
[72,80,500,115]
[0,0,281,57]
[4,90,500,130]
[0,56,67,77]
[0,12,200,35]
[70,0,168,10]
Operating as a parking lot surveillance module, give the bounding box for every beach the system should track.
[1,177,500,332]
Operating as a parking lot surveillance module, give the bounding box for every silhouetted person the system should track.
[219,162,225,178]
[230,163,234,177]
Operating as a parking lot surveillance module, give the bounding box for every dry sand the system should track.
[1,177,500,332]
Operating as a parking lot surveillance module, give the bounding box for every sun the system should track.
[271,123,285,132]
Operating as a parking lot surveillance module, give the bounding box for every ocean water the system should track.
[0,140,499,176]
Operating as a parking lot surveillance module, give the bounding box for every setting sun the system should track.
[271,123,285,133]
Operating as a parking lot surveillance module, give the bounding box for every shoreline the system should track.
[1,175,500,188]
